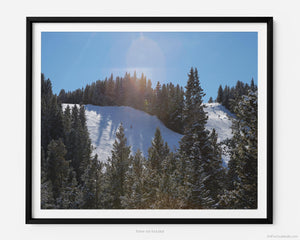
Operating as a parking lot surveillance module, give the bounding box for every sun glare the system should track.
[126,33,166,84]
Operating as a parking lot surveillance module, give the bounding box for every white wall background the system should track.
[0,0,299,239]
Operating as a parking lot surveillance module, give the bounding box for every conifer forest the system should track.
[41,67,258,209]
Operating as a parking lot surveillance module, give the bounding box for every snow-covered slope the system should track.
[62,103,234,165]
[62,104,182,163]
[205,103,235,165]
[204,103,234,143]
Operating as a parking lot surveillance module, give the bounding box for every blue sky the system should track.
[42,32,257,102]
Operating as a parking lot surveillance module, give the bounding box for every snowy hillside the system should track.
[62,104,182,163]
[204,103,234,143]
[205,103,235,165]
[62,103,234,165]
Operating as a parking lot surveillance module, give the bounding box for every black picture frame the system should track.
[26,16,273,224]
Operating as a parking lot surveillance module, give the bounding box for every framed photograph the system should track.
[26,17,273,224]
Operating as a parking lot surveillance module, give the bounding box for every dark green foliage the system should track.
[166,84,184,133]
[66,105,92,182]
[105,123,131,209]
[216,80,257,113]
[81,155,102,209]
[45,139,82,209]
[142,127,171,208]
[56,170,83,209]
[179,67,215,208]
[57,73,185,134]
[153,152,184,209]
[41,74,64,151]
[216,85,223,103]
[148,127,169,172]
[41,75,100,209]
[219,90,258,209]
[62,105,72,151]
[250,78,257,91]
[41,147,55,209]
[46,139,69,199]
[206,129,226,204]
[121,150,146,208]
[41,179,55,209]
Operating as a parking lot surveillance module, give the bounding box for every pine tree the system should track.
[41,179,55,209]
[206,129,226,205]
[56,169,83,209]
[105,123,131,208]
[46,139,70,199]
[78,105,92,176]
[179,67,214,208]
[216,85,223,103]
[114,76,123,106]
[144,79,153,112]
[159,84,169,122]
[222,85,230,109]
[219,90,258,209]
[62,105,72,148]
[41,75,64,152]
[81,155,101,209]
[67,105,92,182]
[174,85,185,133]
[166,84,184,133]
[208,96,214,103]
[68,105,80,176]
[83,84,90,104]
[148,127,169,172]
[107,74,114,104]
[121,149,146,209]
[154,152,184,209]
[58,89,66,103]
[250,78,257,91]
[143,127,170,208]
[154,81,162,112]
[137,73,147,110]
[41,147,55,209]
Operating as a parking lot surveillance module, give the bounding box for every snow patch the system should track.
[204,103,234,143]
[204,103,235,165]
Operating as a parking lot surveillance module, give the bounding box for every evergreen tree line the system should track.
[216,78,257,113]
[41,73,102,208]
[42,67,257,209]
[58,72,185,133]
